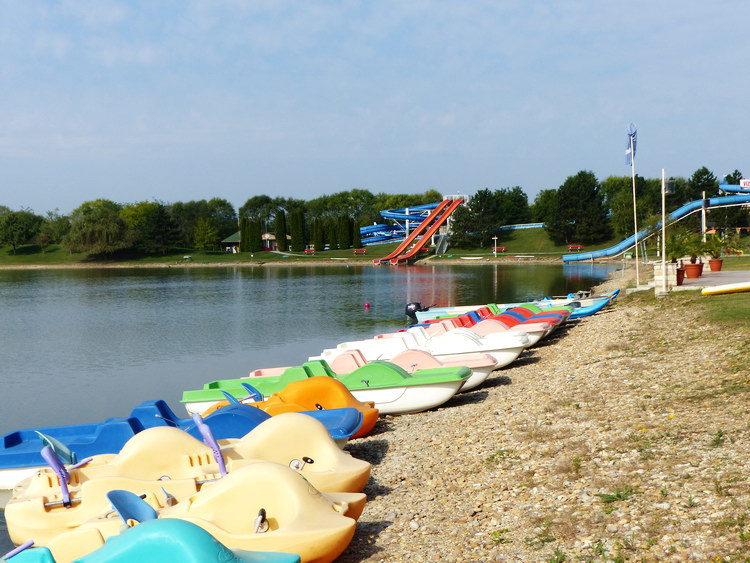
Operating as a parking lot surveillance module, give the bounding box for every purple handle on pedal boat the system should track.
[240,382,262,401]
[2,540,34,559]
[41,446,71,507]
[70,456,94,470]
[191,413,227,476]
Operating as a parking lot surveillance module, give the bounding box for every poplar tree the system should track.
[274,210,288,251]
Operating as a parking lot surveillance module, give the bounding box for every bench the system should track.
[492,246,507,253]
[304,248,315,255]
[353,248,367,255]
[568,244,584,252]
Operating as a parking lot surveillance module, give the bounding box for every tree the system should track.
[274,210,288,252]
[337,216,352,249]
[495,187,531,225]
[326,217,339,250]
[66,200,128,255]
[312,218,325,251]
[0,209,43,253]
[36,210,71,251]
[544,171,611,245]
[712,169,749,231]
[193,218,219,250]
[352,221,362,248]
[289,209,306,252]
[206,198,238,240]
[530,190,558,224]
[684,166,718,202]
[600,176,660,239]
[120,201,178,254]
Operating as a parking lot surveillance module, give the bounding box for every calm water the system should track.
[0,263,618,434]
[0,262,618,548]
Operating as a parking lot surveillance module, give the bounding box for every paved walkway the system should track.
[674,266,750,291]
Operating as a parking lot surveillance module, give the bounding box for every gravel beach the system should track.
[341,269,750,561]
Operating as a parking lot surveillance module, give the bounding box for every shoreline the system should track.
[340,265,750,561]
[0,256,616,270]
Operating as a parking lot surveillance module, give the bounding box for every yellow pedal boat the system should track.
[6,414,369,548]
[10,462,363,563]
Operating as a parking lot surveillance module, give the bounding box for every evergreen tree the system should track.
[312,218,325,252]
[274,210,288,251]
[193,218,219,250]
[248,220,263,252]
[239,217,248,252]
[289,209,306,252]
[352,221,362,248]
[544,171,611,245]
[337,216,352,249]
[327,217,339,250]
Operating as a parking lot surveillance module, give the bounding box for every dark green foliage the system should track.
[289,209,306,252]
[352,221,362,248]
[326,217,339,250]
[66,199,128,255]
[601,176,661,239]
[206,198,238,240]
[239,217,249,252]
[683,166,718,201]
[247,220,263,252]
[337,216,352,249]
[193,217,219,250]
[496,187,532,225]
[0,209,44,253]
[531,190,558,224]
[544,171,611,245]
[274,210,288,252]
[450,188,532,248]
[713,169,749,231]
[312,218,325,251]
[168,199,237,248]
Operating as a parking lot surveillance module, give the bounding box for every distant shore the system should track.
[0,254,596,270]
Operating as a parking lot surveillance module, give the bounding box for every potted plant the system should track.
[683,234,705,278]
[703,233,725,272]
[665,229,690,285]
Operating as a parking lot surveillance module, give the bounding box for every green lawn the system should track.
[0,243,403,266]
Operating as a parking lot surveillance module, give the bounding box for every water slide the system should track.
[562,191,750,262]
[372,199,463,264]
[360,203,441,245]
[387,198,465,265]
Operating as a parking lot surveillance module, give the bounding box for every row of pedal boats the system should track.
[0,290,618,562]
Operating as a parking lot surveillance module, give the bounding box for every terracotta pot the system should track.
[676,267,685,286]
[684,263,702,278]
[709,258,723,272]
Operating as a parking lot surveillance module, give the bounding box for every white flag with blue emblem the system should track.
[625,123,637,166]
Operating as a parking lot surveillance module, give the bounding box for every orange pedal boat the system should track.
[201,377,379,439]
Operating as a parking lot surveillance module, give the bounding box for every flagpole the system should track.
[629,128,640,287]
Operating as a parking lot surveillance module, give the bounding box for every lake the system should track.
[0,263,619,434]
[0,262,620,550]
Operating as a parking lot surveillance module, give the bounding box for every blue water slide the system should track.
[563,193,750,262]
[719,182,750,194]
[360,202,441,245]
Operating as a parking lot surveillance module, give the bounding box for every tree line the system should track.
[451,166,748,248]
[0,189,440,255]
[0,167,746,255]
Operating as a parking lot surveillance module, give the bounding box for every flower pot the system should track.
[684,263,702,278]
[676,267,685,286]
[709,258,723,272]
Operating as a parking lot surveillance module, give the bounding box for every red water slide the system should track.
[372,200,452,264]
[388,198,464,265]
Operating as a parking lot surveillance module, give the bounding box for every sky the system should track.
[2,0,750,215]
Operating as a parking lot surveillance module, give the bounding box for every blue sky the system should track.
[2,1,749,214]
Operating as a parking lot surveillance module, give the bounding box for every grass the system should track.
[0,242,403,267]
[437,228,623,257]
[595,485,638,503]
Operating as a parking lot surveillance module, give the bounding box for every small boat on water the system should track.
[412,289,620,323]
[0,401,362,504]
[8,462,364,563]
[6,415,370,548]
[182,361,470,416]
[5,518,300,563]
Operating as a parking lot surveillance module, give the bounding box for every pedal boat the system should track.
[200,377,379,439]
[5,519,301,563]
[311,328,529,370]
[183,361,470,415]
[9,462,364,563]
[0,402,362,506]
